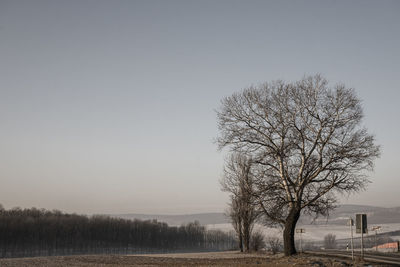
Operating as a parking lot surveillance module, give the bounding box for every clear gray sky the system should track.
[1,0,399,214]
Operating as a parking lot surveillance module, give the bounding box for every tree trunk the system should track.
[238,221,243,252]
[283,207,300,256]
[238,232,243,252]
[243,222,250,252]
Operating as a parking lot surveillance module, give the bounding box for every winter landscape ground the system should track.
[0,251,369,266]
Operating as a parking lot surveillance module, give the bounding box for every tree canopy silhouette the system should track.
[0,206,236,258]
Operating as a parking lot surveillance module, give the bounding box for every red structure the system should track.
[373,241,399,252]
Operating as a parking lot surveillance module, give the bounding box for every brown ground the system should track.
[0,251,372,266]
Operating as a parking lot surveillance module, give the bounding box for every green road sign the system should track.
[356,214,367,234]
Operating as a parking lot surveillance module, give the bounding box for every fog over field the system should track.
[113,204,400,243]
[114,205,400,226]
[207,223,400,242]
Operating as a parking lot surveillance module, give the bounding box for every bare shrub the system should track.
[250,231,265,252]
[265,235,282,254]
[324,233,337,249]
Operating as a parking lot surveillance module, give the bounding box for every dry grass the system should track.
[0,251,362,266]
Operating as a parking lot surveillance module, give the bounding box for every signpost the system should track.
[371,226,382,251]
[347,218,354,260]
[356,214,367,258]
[296,228,305,253]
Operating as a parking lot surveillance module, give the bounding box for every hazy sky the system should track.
[1,0,399,214]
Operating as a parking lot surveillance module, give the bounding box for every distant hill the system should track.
[112,212,230,226]
[300,205,400,225]
[111,205,400,226]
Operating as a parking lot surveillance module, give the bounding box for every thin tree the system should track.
[227,196,243,252]
[221,153,260,252]
[216,75,380,256]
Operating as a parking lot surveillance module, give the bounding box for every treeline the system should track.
[0,206,236,258]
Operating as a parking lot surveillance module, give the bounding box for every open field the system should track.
[0,251,376,266]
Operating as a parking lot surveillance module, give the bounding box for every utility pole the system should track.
[300,233,302,252]
[296,228,305,253]
[361,218,364,259]
[348,218,354,260]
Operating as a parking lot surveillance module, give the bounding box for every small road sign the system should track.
[347,218,354,226]
[371,226,381,231]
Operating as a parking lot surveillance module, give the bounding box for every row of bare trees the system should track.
[216,75,380,255]
[0,206,236,258]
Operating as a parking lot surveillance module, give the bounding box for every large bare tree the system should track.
[216,75,380,256]
[221,153,259,252]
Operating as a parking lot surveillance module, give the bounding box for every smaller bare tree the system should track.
[227,196,243,252]
[221,153,260,252]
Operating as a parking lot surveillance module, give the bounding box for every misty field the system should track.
[207,223,400,242]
